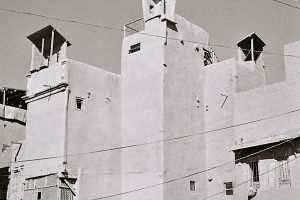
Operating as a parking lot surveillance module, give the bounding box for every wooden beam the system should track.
[50,30,55,65]
[251,38,254,62]
[41,38,45,66]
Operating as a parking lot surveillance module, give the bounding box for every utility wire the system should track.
[0,3,298,199]
[89,139,295,200]
[0,104,300,167]
[202,154,299,200]
[0,7,123,32]
[272,0,300,10]
[0,137,294,200]
[0,7,300,59]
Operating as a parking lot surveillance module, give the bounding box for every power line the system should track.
[0,3,299,196]
[0,7,123,32]
[0,138,294,200]
[89,139,294,200]
[0,7,300,60]
[272,0,300,10]
[202,154,299,200]
[0,104,300,167]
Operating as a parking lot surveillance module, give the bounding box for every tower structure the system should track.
[121,1,215,200]
[22,25,121,200]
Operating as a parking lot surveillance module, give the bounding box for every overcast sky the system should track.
[1,0,300,90]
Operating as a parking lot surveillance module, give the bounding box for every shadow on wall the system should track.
[235,138,300,164]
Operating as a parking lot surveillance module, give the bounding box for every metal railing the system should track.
[123,17,144,38]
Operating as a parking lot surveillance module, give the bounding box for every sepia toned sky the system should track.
[0,0,300,89]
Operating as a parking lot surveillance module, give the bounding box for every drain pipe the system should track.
[63,86,70,173]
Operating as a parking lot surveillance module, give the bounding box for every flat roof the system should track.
[231,131,300,151]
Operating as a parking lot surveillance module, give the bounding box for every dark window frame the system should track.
[190,180,196,191]
[37,191,42,200]
[75,97,84,111]
[224,182,233,195]
[203,48,213,66]
[250,161,260,183]
[129,43,141,54]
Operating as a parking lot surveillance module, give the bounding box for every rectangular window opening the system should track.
[75,97,84,111]
[278,158,290,185]
[190,181,196,191]
[224,182,233,195]
[250,162,259,183]
[203,48,213,66]
[129,43,141,54]
[37,191,42,200]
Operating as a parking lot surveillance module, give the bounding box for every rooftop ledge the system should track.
[231,131,300,151]
[0,104,26,124]
[23,83,68,104]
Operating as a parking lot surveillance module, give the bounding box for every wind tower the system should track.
[142,0,176,22]
[237,33,266,65]
[235,33,266,92]
[27,25,71,72]
[22,25,74,200]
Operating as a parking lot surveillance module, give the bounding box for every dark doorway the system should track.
[0,167,9,200]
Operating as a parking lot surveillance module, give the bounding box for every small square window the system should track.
[75,97,84,111]
[190,181,196,191]
[224,182,233,195]
[37,191,42,200]
[129,43,141,54]
[277,158,291,185]
[203,48,213,66]
[250,162,259,183]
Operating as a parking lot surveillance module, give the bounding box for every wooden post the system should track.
[251,38,254,62]
[2,88,6,120]
[123,25,126,38]
[63,86,70,169]
[3,88,5,106]
[50,30,55,65]
[41,38,45,66]
[238,47,242,61]
[261,51,264,67]
[30,44,35,71]
[60,41,67,61]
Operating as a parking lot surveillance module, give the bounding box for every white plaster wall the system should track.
[24,91,66,177]
[204,59,235,200]
[250,155,300,200]
[121,17,165,200]
[234,61,265,93]
[284,41,300,81]
[0,120,25,168]
[162,14,208,200]
[232,41,300,200]
[65,60,122,200]
[234,78,300,145]
[27,61,68,96]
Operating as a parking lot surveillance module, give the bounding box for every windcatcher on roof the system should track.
[142,0,176,23]
[237,33,266,62]
[27,25,71,72]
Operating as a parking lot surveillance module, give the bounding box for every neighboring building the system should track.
[2,0,300,200]
[21,25,121,200]
[0,88,26,200]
